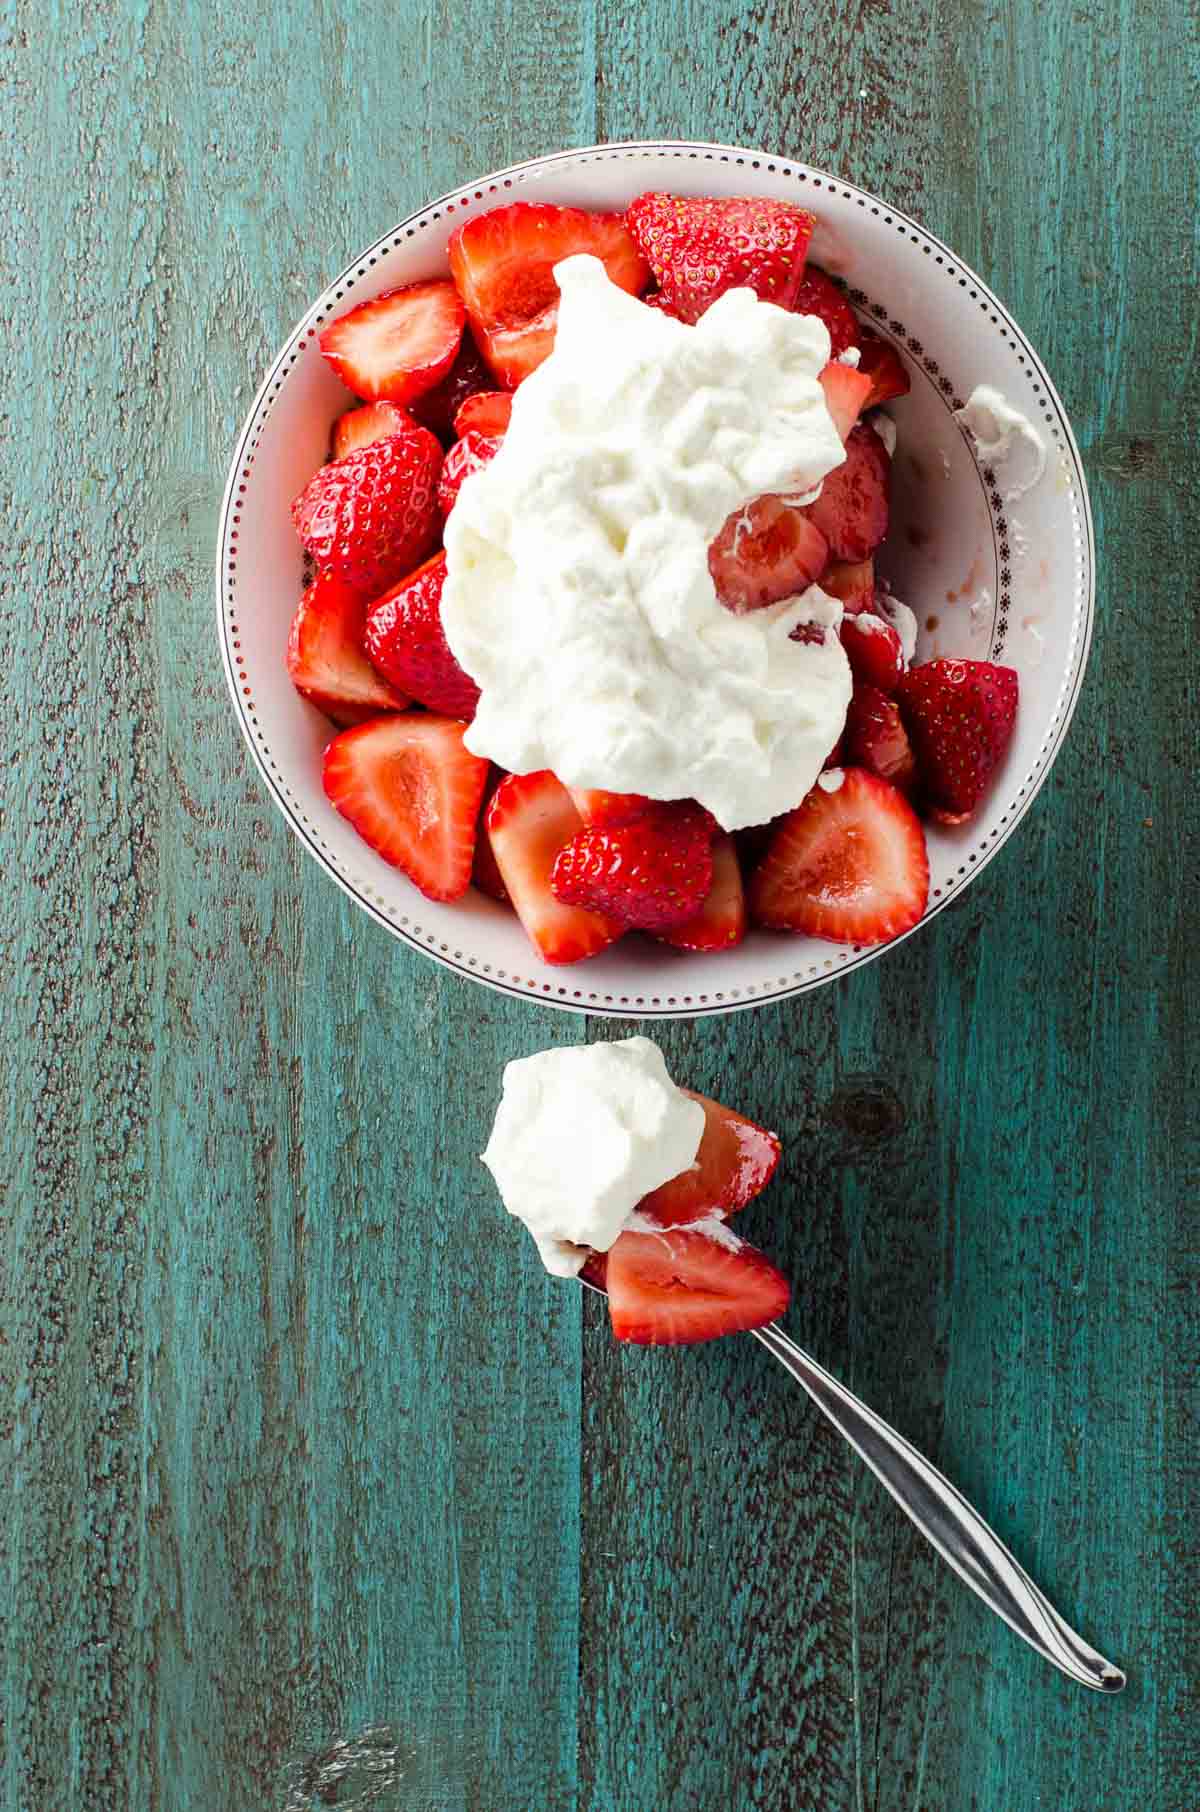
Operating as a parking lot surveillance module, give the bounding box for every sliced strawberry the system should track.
[319,280,465,404]
[627,193,815,324]
[363,551,480,720]
[454,390,513,438]
[448,203,649,387]
[322,714,489,901]
[331,401,416,460]
[606,1223,791,1345]
[286,574,409,726]
[486,771,624,965]
[656,834,746,953]
[709,495,830,612]
[840,611,905,692]
[819,361,873,442]
[550,802,716,932]
[408,333,493,443]
[844,687,919,793]
[819,558,875,616]
[805,422,889,562]
[637,1089,779,1226]
[437,430,503,519]
[472,766,511,903]
[748,767,929,945]
[791,267,860,357]
[291,425,442,596]
[568,788,653,828]
[856,326,911,408]
[896,658,1018,816]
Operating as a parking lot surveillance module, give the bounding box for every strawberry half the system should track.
[896,658,1018,816]
[437,430,503,519]
[819,361,874,442]
[819,558,875,616]
[285,574,409,726]
[606,1223,791,1345]
[805,422,889,562]
[748,767,930,945]
[447,203,649,387]
[319,280,465,404]
[364,552,480,719]
[332,401,415,460]
[408,333,493,443]
[291,425,442,596]
[656,834,746,953]
[322,714,489,901]
[627,193,815,324]
[550,802,716,931]
[637,1089,780,1226]
[840,611,905,692]
[454,390,513,438]
[792,267,860,357]
[856,326,911,408]
[844,686,919,793]
[486,771,624,965]
[709,496,830,612]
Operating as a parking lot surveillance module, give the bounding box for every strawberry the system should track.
[895,658,1018,816]
[792,267,860,357]
[319,280,465,404]
[856,326,911,408]
[322,714,489,901]
[454,390,513,438]
[606,1223,791,1345]
[819,361,873,442]
[819,558,875,616]
[363,552,480,719]
[709,496,830,612]
[472,767,511,903]
[286,573,409,726]
[550,802,716,931]
[447,203,649,387]
[804,422,889,562]
[568,788,653,828]
[408,333,493,442]
[748,767,929,945]
[840,611,905,692]
[291,426,442,596]
[637,1088,779,1226]
[656,834,746,953]
[844,686,919,793]
[626,193,815,324]
[486,771,624,965]
[332,401,416,460]
[437,430,503,519]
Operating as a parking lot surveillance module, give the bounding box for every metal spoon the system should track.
[581,1277,1125,1693]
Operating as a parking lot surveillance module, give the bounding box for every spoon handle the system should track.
[750,1321,1125,1693]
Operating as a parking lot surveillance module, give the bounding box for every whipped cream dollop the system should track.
[955,385,1047,502]
[442,256,852,831]
[480,1037,705,1277]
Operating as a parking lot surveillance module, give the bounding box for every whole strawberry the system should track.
[896,658,1018,817]
[364,551,480,719]
[550,801,716,930]
[627,193,816,324]
[291,424,442,596]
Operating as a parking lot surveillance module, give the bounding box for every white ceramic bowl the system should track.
[217,140,1094,1019]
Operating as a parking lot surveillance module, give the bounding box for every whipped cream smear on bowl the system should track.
[442,255,853,832]
[481,1037,705,1276]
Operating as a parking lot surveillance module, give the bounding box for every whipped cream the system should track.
[442,256,852,831]
[872,411,898,458]
[955,386,1047,502]
[480,1037,705,1277]
[876,590,918,664]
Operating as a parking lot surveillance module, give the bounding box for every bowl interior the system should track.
[218,143,1092,1018]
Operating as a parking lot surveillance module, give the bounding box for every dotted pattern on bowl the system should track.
[218,142,1094,1018]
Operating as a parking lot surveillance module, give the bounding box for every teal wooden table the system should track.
[3,2,1197,1807]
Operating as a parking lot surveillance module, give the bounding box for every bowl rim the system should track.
[216,137,1095,1018]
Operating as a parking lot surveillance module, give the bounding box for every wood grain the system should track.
[1,0,1197,1807]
